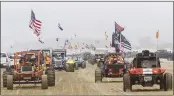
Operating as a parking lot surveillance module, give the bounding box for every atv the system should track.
[123,50,173,92]
[2,51,55,90]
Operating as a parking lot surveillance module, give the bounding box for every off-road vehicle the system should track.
[95,53,127,82]
[2,51,55,90]
[123,50,173,92]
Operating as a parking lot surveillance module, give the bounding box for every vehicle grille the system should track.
[55,61,62,66]
[107,64,124,73]
[21,66,33,72]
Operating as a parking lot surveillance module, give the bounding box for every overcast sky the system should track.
[1,2,173,52]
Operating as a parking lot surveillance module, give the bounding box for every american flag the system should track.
[29,10,42,37]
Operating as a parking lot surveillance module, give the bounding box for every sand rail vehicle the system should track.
[123,50,173,92]
[95,53,128,82]
[52,49,66,70]
[2,51,55,90]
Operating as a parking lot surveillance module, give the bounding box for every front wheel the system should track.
[45,68,55,86]
[123,74,132,92]
[41,75,48,89]
[81,61,86,69]
[163,73,172,91]
[95,68,102,83]
[75,63,78,70]
[7,75,13,90]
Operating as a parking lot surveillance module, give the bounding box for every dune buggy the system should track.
[95,53,128,82]
[123,50,173,92]
[2,51,55,90]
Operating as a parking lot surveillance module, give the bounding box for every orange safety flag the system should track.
[46,56,51,65]
[156,30,159,39]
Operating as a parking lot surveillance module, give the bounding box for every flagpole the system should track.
[119,33,122,53]
[56,38,59,49]
[156,30,159,67]
[114,22,117,53]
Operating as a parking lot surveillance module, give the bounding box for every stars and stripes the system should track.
[29,10,42,37]
[117,33,132,50]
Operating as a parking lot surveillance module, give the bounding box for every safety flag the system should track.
[156,30,159,39]
[105,31,108,40]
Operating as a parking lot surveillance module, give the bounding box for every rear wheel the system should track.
[164,73,172,91]
[81,61,86,69]
[123,74,132,92]
[45,68,55,86]
[7,75,13,90]
[41,75,48,89]
[75,63,78,70]
[3,71,11,87]
[95,68,102,83]
[160,77,164,89]
[67,64,74,72]
[65,64,69,72]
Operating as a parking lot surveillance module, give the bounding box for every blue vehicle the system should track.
[73,56,86,70]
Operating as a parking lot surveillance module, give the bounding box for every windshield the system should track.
[138,57,158,68]
[73,57,78,60]
[53,52,65,59]
[43,50,50,56]
[1,53,7,57]
[66,56,73,60]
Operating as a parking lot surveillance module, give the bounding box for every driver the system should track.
[117,55,123,63]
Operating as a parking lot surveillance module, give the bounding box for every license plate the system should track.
[144,76,152,81]
[23,77,31,79]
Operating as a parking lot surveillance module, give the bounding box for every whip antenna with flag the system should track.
[58,23,63,31]
[156,30,159,67]
[105,31,108,40]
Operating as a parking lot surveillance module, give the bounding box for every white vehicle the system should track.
[0,52,10,68]
[9,54,21,68]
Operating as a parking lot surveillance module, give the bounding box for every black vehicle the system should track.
[123,50,173,92]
